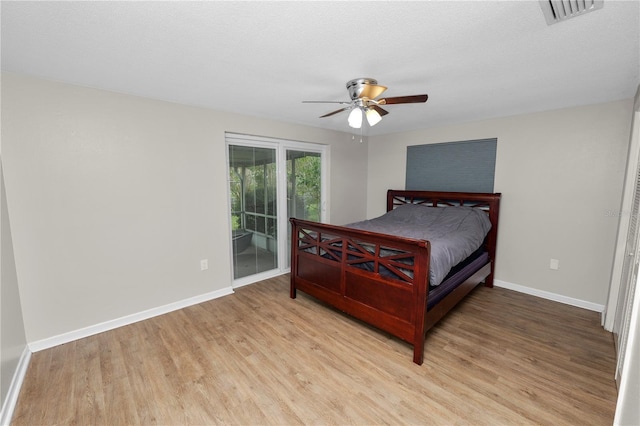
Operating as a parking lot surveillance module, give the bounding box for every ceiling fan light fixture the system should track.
[348,107,363,128]
[365,108,382,126]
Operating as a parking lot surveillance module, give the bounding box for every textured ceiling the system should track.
[2,1,639,136]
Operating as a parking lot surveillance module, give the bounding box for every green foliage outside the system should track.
[229,148,321,234]
[288,154,321,222]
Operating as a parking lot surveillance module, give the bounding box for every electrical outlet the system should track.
[200,259,208,271]
[550,258,559,270]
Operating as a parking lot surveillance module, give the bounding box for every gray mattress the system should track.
[344,204,492,287]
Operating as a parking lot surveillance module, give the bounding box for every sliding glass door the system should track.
[227,134,326,285]
[228,145,278,280]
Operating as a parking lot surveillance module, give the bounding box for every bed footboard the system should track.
[289,218,431,364]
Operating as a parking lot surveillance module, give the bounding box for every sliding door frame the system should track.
[225,133,328,288]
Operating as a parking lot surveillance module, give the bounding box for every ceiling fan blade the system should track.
[320,107,350,118]
[379,94,428,105]
[371,105,389,116]
[358,84,387,100]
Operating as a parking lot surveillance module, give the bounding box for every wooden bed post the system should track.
[412,240,430,366]
[289,218,298,299]
[484,195,500,288]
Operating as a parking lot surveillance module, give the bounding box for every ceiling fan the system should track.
[303,78,428,129]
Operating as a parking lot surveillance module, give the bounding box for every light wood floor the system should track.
[13,275,618,425]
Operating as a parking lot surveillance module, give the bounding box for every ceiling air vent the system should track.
[540,0,604,25]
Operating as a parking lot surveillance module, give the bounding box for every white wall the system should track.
[367,100,634,307]
[1,73,368,344]
[0,160,29,425]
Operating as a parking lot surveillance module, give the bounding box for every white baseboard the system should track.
[0,346,31,426]
[494,280,605,312]
[28,286,234,352]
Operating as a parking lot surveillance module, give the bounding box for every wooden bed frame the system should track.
[289,190,501,365]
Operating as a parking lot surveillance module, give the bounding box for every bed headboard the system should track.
[387,190,500,223]
[386,190,502,271]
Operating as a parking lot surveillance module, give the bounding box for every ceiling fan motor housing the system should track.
[346,78,378,100]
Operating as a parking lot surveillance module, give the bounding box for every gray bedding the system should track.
[344,204,492,287]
